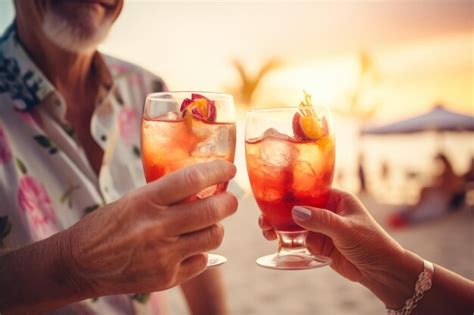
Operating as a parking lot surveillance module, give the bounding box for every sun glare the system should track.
[255,57,358,109]
[253,31,472,120]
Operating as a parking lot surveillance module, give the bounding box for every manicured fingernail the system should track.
[292,206,311,221]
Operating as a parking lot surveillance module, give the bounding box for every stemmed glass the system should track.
[245,100,335,270]
[141,92,236,267]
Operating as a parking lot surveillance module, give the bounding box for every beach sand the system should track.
[165,192,474,315]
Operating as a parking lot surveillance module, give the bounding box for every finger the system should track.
[176,254,208,283]
[258,215,273,231]
[325,188,365,215]
[177,224,225,258]
[305,232,325,254]
[262,229,277,240]
[259,215,277,240]
[306,232,334,257]
[324,188,344,210]
[166,192,238,235]
[144,160,237,205]
[292,206,347,237]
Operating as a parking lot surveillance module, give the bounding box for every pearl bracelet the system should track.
[386,259,434,315]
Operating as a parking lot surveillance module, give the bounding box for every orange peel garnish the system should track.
[292,91,325,140]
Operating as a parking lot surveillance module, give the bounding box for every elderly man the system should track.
[0,0,237,313]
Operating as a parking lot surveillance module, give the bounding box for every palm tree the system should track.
[333,50,380,124]
[227,58,282,108]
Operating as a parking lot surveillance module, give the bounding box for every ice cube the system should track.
[292,159,316,192]
[191,126,233,158]
[191,119,214,139]
[159,111,181,121]
[294,159,316,176]
[297,143,324,174]
[191,135,216,157]
[215,126,234,157]
[259,128,296,167]
[262,128,293,141]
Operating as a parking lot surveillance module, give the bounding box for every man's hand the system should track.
[66,160,238,297]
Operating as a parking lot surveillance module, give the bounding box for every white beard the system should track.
[41,7,113,54]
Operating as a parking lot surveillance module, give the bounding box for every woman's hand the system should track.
[259,189,474,313]
[65,160,238,298]
[259,188,422,309]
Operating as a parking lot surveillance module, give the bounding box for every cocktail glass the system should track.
[245,101,335,270]
[141,92,236,267]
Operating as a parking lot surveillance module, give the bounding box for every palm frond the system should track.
[229,58,282,107]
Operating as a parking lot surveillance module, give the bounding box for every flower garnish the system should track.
[180,93,216,122]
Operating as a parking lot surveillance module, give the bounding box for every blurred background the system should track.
[1,1,472,314]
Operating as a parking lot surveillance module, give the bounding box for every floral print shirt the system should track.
[0,24,167,314]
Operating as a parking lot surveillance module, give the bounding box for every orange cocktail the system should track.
[141,92,236,266]
[142,117,235,198]
[246,129,334,231]
[245,92,335,270]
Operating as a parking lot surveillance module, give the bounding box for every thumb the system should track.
[292,206,346,238]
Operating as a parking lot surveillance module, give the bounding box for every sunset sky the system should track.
[0,1,472,193]
[1,1,472,122]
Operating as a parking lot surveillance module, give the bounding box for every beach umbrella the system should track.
[361,105,474,135]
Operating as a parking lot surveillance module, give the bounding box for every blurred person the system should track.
[431,153,463,200]
[259,189,474,315]
[459,156,474,207]
[380,159,390,182]
[0,0,233,313]
[389,153,465,227]
[462,157,474,183]
[462,157,474,206]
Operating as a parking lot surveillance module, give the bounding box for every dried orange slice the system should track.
[293,112,323,140]
[292,91,325,140]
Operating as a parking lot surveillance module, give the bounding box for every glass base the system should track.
[207,254,227,267]
[256,249,331,270]
[256,230,331,270]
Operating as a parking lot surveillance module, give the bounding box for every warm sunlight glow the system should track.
[255,32,473,120]
[1,1,472,195]
[255,57,358,108]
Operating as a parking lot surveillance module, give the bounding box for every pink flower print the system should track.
[118,107,139,146]
[0,126,12,165]
[17,175,59,241]
[18,112,36,126]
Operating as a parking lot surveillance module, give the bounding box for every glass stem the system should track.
[276,231,308,254]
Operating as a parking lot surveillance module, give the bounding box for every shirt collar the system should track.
[0,23,114,116]
[0,23,55,111]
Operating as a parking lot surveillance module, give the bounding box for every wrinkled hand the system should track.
[64,160,238,298]
[259,189,423,307]
[259,189,474,313]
